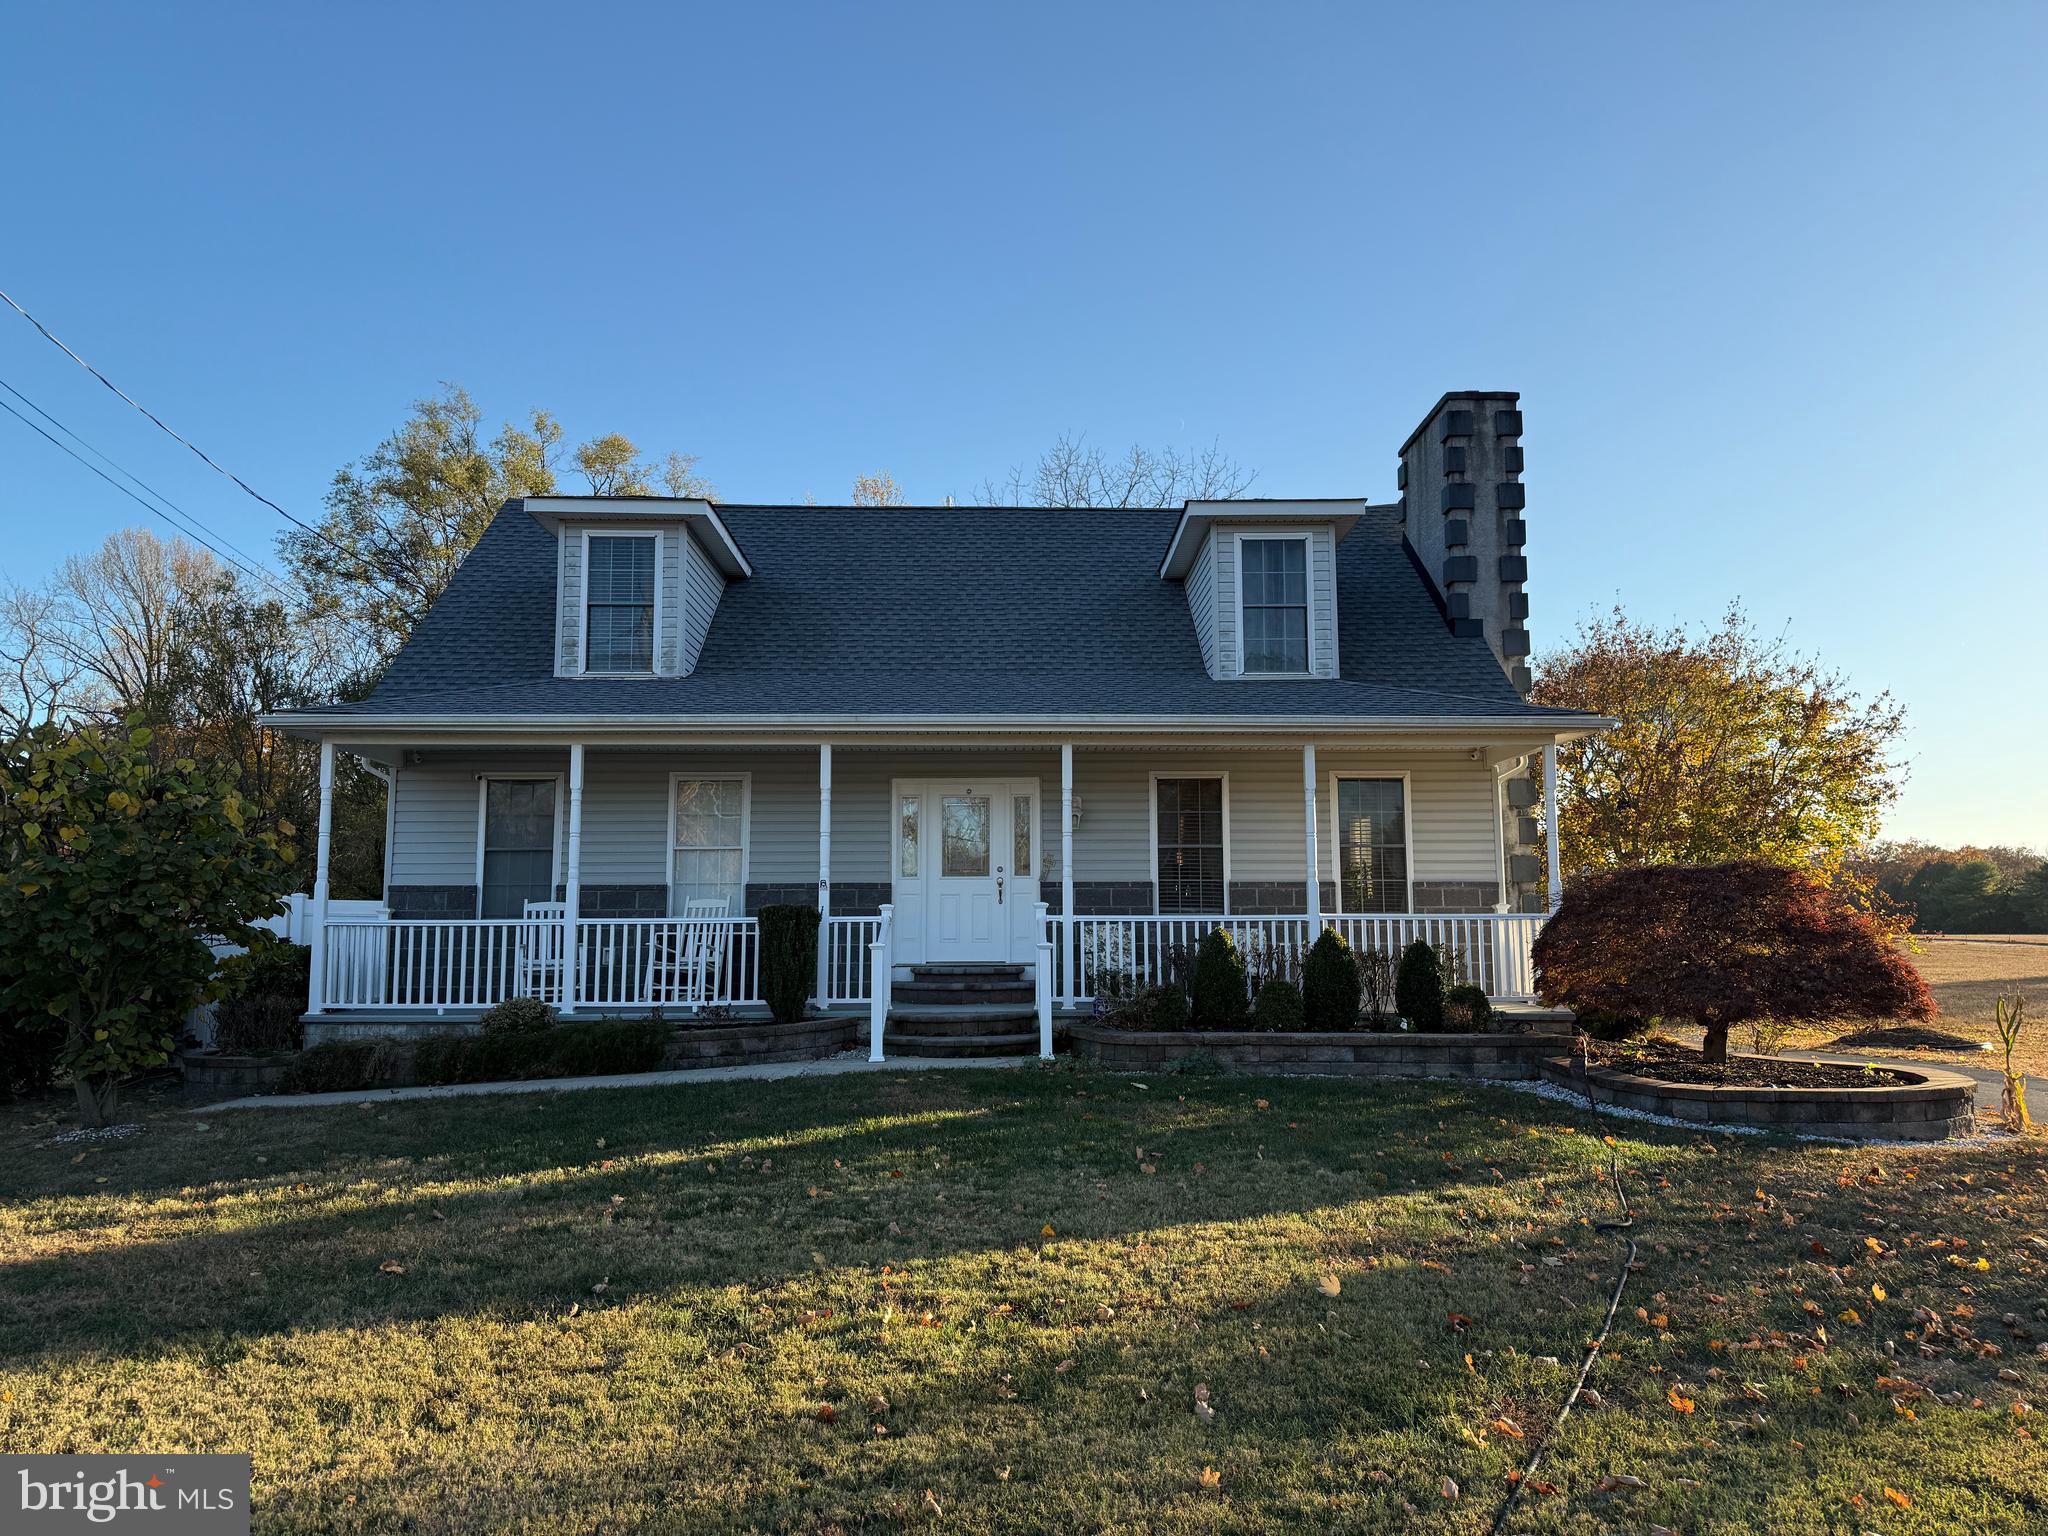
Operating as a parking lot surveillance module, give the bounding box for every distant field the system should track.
[1814,934,2048,1075]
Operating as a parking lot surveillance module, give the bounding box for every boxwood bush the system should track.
[1190,928,1248,1028]
[757,904,819,1023]
[1251,977,1306,1032]
[1395,939,1445,1031]
[1301,928,1362,1031]
[282,1039,402,1094]
[1107,984,1190,1032]
[1443,981,1495,1032]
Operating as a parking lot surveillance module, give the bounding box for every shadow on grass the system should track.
[0,1069,1657,1366]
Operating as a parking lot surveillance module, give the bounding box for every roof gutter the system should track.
[261,709,1616,739]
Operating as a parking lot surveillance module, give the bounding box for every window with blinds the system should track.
[1335,777,1409,913]
[480,778,557,918]
[585,534,656,673]
[1155,777,1225,914]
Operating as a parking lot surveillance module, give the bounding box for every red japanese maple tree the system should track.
[1532,860,1934,1065]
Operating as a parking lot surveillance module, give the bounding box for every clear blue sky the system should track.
[2,3,2042,847]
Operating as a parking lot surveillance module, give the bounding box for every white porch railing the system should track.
[320,917,767,1013]
[1046,912,1545,1009]
[823,915,883,1005]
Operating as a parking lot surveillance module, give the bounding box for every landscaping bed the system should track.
[1543,1049,1977,1140]
[1068,1020,1566,1078]
[1593,1037,1914,1090]
[177,1049,291,1095]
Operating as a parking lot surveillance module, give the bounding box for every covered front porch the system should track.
[297,729,1570,1056]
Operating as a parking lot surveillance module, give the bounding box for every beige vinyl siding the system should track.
[1186,532,1218,676]
[554,536,581,675]
[1064,749,1496,885]
[387,747,1497,896]
[1308,525,1339,678]
[657,528,682,675]
[388,754,569,887]
[679,529,724,672]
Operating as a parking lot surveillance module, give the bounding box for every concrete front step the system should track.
[885,1031,1040,1058]
[888,1001,1038,1025]
[893,979,1036,1005]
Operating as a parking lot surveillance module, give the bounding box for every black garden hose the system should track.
[1487,1155,1639,1536]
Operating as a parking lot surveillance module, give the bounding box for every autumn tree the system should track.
[1531,603,1906,884]
[851,473,906,506]
[1532,860,1934,1065]
[976,433,1255,507]
[279,384,712,669]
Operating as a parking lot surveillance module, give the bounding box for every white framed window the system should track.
[668,773,750,914]
[1150,772,1230,914]
[583,531,659,674]
[475,776,562,919]
[1236,532,1310,674]
[1329,773,1412,914]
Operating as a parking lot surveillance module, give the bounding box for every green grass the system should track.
[2,1065,2044,1533]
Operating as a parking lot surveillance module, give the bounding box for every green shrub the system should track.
[1443,982,1495,1033]
[410,1019,667,1086]
[1395,940,1445,1031]
[235,938,311,999]
[212,992,303,1055]
[1189,928,1248,1028]
[1251,977,1306,1032]
[481,996,556,1035]
[1108,984,1189,1032]
[282,1039,402,1094]
[548,1019,666,1077]
[1301,929,1362,1030]
[757,904,819,1023]
[1575,1008,1650,1042]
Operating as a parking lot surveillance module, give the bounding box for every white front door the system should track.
[893,777,1041,965]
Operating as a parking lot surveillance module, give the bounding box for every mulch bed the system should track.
[1595,1037,1913,1090]
[1827,1023,1988,1053]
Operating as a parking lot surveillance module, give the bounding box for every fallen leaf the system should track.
[1667,1387,1696,1414]
[1318,1274,1342,1297]
[1883,1487,1912,1509]
[1198,1466,1222,1491]
[377,1259,405,1275]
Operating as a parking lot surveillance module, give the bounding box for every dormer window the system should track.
[1239,535,1309,673]
[584,533,657,673]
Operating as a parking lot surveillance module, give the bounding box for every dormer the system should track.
[524,498,752,678]
[1159,500,1361,680]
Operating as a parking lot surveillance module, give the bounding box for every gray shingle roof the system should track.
[289,501,1582,724]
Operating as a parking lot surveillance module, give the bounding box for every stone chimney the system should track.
[1397,391,1531,695]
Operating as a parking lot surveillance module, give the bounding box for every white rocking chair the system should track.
[517,900,568,1004]
[644,898,732,1010]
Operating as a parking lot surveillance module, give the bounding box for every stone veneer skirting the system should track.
[1539,1057,1976,1141]
[1068,1022,1566,1078]
[300,1015,860,1074]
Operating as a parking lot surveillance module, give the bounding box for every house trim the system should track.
[1158,499,1365,579]
[577,528,664,678]
[473,773,565,913]
[524,497,753,578]
[1326,769,1415,915]
[665,770,754,913]
[1148,769,1233,916]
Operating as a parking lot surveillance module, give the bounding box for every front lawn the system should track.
[2,1068,2043,1533]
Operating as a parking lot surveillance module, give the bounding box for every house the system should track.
[267,391,1611,1058]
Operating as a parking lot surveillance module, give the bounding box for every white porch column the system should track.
[1302,742,1321,925]
[308,739,334,1014]
[1060,743,1075,1004]
[562,743,585,1012]
[1543,743,1563,912]
[816,743,833,1005]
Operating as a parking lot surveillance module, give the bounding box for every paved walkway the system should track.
[191,1052,1043,1113]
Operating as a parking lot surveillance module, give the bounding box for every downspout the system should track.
[1491,754,1526,914]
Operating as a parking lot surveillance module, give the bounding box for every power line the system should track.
[0,283,343,551]
[0,375,293,597]
[0,387,299,602]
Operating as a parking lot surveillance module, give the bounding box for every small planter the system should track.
[1068,1022,1567,1079]
[1542,1056,1977,1141]
[180,1050,292,1095]
[662,1014,861,1070]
